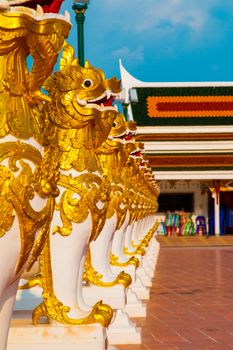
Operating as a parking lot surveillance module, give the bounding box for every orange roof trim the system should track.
[147,96,233,118]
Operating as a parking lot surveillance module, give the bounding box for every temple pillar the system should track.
[212,192,220,236]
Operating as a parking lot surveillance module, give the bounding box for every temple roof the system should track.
[120,62,233,178]
[120,61,233,127]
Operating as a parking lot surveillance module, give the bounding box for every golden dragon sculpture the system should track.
[27,43,122,327]
[0,3,70,349]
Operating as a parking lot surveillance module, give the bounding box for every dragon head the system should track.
[42,44,121,172]
[109,114,128,140]
[44,44,121,150]
[108,114,137,142]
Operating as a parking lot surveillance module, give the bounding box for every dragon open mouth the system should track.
[77,90,119,112]
[130,150,142,157]
[108,126,135,142]
[114,134,133,141]
[91,94,115,108]
[140,160,148,167]
[124,134,133,141]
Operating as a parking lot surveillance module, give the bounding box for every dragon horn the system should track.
[84,60,92,69]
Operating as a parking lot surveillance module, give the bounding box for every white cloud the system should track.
[86,0,233,57]
[62,0,233,80]
[99,0,222,34]
[133,4,206,32]
[112,46,144,66]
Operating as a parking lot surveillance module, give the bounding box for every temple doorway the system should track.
[209,191,233,235]
[220,192,233,235]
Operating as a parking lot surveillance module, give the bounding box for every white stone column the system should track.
[212,192,220,236]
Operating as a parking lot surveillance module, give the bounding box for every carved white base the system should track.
[144,262,156,278]
[83,285,126,310]
[146,250,158,261]
[130,277,150,300]
[147,243,160,257]
[144,245,160,270]
[145,258,158,276]
[136,269,152,287]
[142,263,155,278]
[107,310,141,345]
[148,241,160,260]
[124,289,146,318]
[8,311,107,350]
[15,283,127,314]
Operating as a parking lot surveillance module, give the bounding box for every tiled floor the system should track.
[117,246,233,350]
[157,235,233,247]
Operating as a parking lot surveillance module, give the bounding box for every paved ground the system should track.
[157,235,233,247]
[117,245,233,350]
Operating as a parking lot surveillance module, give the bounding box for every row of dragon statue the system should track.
[0,1,160,349]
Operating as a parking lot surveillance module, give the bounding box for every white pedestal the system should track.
[15,285,127,313]
[136,269,152,287]
[142,263,155,278]
[8,311,107,350]
[107,310,141,345]
[145,253,158,266]
[130,276,150,300]
[124,289,146,318]
[83,285,126,310]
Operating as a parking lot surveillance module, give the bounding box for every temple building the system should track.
[120,61,233,236]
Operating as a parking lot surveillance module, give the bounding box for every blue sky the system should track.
[61,0,233,82]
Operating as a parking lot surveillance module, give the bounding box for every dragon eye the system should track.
[112,122,117,127]
[83,79,93,88]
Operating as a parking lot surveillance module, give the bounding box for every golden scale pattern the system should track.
[0,8,159,327]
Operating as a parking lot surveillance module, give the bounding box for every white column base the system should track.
[130,276,150,300]
[124,289,146,317]
[145,256,158,272]
[107,310,141,345]
[148,239,160,253]
[136,269,152,287]
[142,264,155,279]
[8,311,107,350]
[83,285,126,310]
[15,284,127,313]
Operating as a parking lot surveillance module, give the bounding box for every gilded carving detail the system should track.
[30,43,120,324]
[110,253,140,268]
[53,173,111,241]
[0,11,71,140]
[0,4,160,332]
[32,238,113,327]
[83,248,132,288]
[0,141,55,274]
